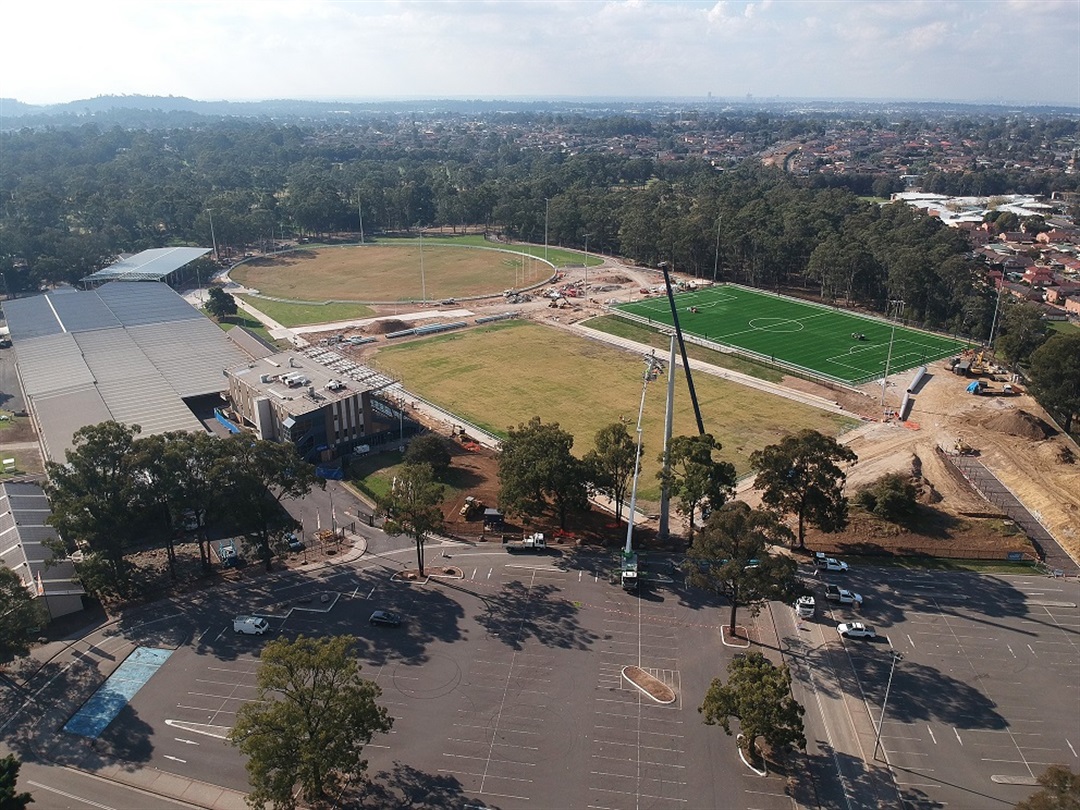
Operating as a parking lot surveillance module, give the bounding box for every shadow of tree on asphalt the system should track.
[836,645,1007,730]
[474,580,596,652]
[355,761,496,809]
[804,744,944,809]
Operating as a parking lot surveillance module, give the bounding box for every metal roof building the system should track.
[0,482,85,621]
[80,247,211,285]
[4,282,251,462]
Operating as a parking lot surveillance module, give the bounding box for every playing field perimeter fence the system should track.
[605,306,879,389]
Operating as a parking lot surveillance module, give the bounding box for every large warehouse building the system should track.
[3,281,253,461]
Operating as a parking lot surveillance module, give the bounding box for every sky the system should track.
[6,0,1079,107]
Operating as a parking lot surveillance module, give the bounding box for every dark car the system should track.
[368,610,401,627]
[286,533,305,552]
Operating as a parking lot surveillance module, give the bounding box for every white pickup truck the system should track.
[824,585,863,605]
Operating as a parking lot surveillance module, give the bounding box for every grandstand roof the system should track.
[4,282,250,461]
[81,247,210,284]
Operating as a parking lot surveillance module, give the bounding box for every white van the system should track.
[233,616,269,635]
[794,595,816,618]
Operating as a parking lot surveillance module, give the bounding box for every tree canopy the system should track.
[657,434,737,542]
[750,430,857,549]
[498,417,588,529]
[0,568,47,662]
[205,286,238,320]
[1028,332,1080,436]
[44,422,318,596]
[583,421,641,526]
[379,462,445,576]
[995,300,1050,371]
[686,502,798,633]
[1015,764,1080,810]
[230,635,393,809]
[0,754,33,810]
[402,434,452,477]
[699,651,806,765]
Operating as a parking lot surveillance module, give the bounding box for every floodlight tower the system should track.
[624,352,666,556]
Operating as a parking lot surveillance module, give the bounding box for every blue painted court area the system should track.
[63,647,173,738]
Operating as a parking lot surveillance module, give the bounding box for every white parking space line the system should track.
[954,728,963,745]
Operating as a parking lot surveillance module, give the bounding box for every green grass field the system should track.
[235,296,375,328]
[376,320,858,502]
[613,285,970,385]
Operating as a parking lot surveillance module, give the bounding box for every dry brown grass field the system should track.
[231,245,552,302]
[375,321,858,503]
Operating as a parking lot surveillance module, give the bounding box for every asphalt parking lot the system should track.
[97,549,800,808]
[785,566,1080,810]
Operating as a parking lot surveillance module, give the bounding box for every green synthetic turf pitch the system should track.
[613,285,970,384]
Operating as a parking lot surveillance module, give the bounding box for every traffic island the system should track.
[720,625,751,648]
[392,566,464,584]
[622,665,676,704]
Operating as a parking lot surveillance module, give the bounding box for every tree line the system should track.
[42,422,319,600]
[0,117,1033,338]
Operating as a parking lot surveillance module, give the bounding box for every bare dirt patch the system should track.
[982,409,1056,441]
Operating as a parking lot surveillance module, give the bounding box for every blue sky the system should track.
[8,0,1079,106]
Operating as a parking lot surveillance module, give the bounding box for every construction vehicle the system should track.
[620,551,640,591]
[459,496,484,520]
[954,439,978,456]
[504,532,547,553]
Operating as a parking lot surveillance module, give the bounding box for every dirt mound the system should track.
[368,319,409,334]
[983,409,1056,441]
[604,274,632,285]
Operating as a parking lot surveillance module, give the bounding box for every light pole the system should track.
[418,226,426,302]
[873,651,904,761]
[712,214,722,282]
[624,352,665,555]
[881,299,903,411]
[207,209,218,262]
[988,281,1004,347]
[544,198,550,265]
[583,232,591,298]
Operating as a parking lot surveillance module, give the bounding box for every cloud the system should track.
[4,0,1077,105]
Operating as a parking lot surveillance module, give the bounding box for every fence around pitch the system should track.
[605,306,878,389]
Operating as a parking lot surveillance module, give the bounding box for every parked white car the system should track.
[825,585,863,605]
[816,556,849,572]
[837,622,876,639]
[794,595,816,618]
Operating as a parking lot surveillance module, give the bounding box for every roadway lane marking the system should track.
[954,728,964,746]
[174,737,199,745]
[27,782,116,809]
[163,755,186,763]
[927,726,937,744]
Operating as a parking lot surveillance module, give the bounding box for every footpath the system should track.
[0,535,371,809]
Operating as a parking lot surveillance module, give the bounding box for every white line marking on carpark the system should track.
[1028,644,1038,657]
[907,634,915,649]
[487,568,492,579]
[927,726,937,745]
[174,737,199,746]
[163,755,186,763]
[1007,645,1016,658]
[472,568,477,579]
[1067,739,1077,758]
[27,782,116,810]
[954,728,963,746]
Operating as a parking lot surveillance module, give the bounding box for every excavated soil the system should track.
[982,409,1056,441]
